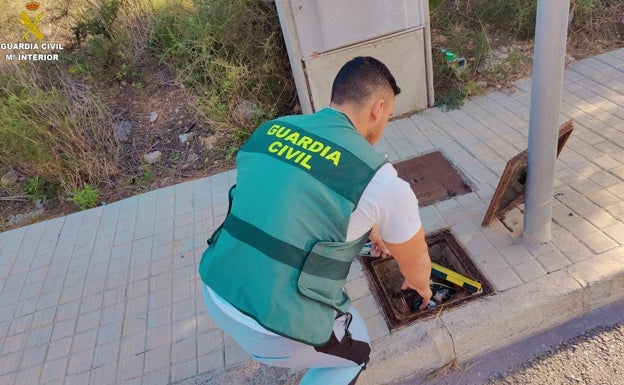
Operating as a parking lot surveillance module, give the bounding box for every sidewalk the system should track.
[1,48,623,385]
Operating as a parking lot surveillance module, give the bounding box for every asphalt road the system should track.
[485,322,624,385]
[394,299,624,385]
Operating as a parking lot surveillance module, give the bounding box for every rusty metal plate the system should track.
[360,229,495,330]
[393,151,472,207]
[481,120,574,226]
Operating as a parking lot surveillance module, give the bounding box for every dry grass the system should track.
[0,61,120,191]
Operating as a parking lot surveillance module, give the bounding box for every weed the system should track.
[139,162,154,182]
[225,146,238,161]
[252,104,278,128]
[434,87,465,111]
[22,176,49,203]
[481,48,533,86]
[427,358,459,380]
[116,62,137,84]
[114,50,139,84]
[66,183,101,210]
[66,55,92,77]
[232,129,251,145]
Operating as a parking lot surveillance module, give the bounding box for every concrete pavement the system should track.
[1,48,623,385]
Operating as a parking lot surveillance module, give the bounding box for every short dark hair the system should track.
[330,56,401,106]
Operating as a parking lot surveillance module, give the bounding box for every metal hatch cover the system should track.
[481,120,574,227]
[393,151,472,207]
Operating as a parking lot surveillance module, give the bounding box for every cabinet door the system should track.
[303,28,430,116]
[291,0,425,57]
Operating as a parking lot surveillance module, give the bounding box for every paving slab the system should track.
[1,49,623,385]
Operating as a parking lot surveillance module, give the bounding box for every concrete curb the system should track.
[359,249,624,384]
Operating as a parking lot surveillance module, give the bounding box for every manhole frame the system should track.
[393,150,474,207]
[360,228,495,330]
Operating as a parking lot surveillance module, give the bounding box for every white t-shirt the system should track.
[347,162,422,243]
[206,162,422,333]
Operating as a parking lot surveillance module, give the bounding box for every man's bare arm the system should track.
[385,226,433,309]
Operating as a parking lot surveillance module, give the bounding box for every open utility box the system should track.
[361,229,494,329]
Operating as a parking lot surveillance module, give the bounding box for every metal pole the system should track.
[523,0,570,244]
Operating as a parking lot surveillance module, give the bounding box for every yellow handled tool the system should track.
[431,262,482,294]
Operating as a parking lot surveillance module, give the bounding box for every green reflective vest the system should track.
[199,108,387,346]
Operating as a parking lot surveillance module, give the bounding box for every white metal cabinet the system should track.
[276,0,434,115]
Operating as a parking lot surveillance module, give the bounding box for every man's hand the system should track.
[369,225,391,258]
[402,279,433,310]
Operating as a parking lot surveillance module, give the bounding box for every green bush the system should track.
[67,0,149,83]
[150,0,295,134]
